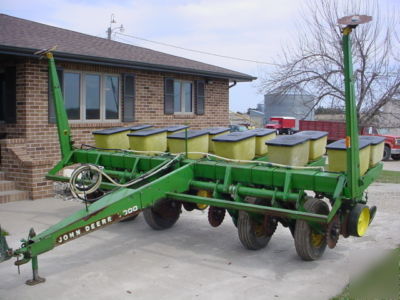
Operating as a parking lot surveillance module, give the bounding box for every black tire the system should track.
[294,198,329,261]
[237,211,274,250]
[391,154,400,161]
[383,145,391,161]
[143,199,182,230]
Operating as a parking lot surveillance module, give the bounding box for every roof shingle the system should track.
[0,14,255,81]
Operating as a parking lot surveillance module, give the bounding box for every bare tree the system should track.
[259,0,400,126]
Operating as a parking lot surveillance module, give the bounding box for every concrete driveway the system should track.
[0,182,399,300]
[382,160,400,171]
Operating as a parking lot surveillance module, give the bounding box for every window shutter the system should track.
[48,68,63,124]
[122,74,135,122]
[4,67,16,124]
[164,78,174,115]
[195,80,205,115]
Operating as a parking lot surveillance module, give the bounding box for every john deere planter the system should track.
[0,15,382,285]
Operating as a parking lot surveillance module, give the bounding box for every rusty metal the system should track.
[263,215,278,237]
[327,215,341,249]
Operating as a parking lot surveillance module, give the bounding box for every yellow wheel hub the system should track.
[196,190,210,210]
[356,207,370,237]
[254,223,265,238]
[311,232,324,247]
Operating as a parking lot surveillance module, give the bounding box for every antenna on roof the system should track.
[106,14,124,40]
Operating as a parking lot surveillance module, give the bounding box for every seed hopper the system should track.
[0,16,382,285]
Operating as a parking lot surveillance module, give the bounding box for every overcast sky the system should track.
[2,0,398,112]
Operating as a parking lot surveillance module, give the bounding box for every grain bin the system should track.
[129,124,153,132]
[205,127,231,153]
[359,136,385,167]
[212,132,257,160]
[164,125,190,136]
[265,135,310,166]
[167,130,209,159]
[326,139,371,175]
[128,128,168,154]
[248,128,277,156]
[295,131,328,161]
[92,127,132,150]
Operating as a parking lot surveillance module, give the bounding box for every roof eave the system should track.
[0,45,256,82]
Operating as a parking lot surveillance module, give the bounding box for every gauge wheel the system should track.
[383,145,391,161]
[237,211,276,250]
[294,198,329,261]
[143,199,182,230]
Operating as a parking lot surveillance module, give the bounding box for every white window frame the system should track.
[63,70,121,122]
[173,80,194,114]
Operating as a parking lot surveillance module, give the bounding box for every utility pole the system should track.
[106,14,124,40]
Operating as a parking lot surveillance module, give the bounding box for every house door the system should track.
[0,73,5,125]
[0,67,16,127]
[0,73,5,165]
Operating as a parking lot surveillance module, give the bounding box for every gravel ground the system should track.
[382,160,400,171]
[0,182,399,300]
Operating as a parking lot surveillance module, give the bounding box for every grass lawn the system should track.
[375,170,400,184]
[332,248,400,300]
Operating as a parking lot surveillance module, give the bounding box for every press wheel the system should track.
[143,199,182,230]
[294,198,329,261]
[237,211,276,250]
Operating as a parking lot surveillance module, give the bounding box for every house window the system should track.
[165,78,204,115]
[173,80,193,113]
[63,71,120,121]
[64,72,80,120]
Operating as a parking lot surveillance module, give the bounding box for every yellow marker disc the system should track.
[311,232,324,247]
[196,190,210,210]
[357,207,370,237]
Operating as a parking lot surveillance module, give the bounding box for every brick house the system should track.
[0,14,254,201]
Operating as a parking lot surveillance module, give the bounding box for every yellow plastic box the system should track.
[212,132,257,161]
[92,127,131,150]
[128,128,168,155]
[248,128,277,156]
[205,127,231,153]
[167,130,209,159]
[295,131,328,161]
[164,125,190,136]
[360,136,385,167]
[326,139,371,175]
[265,135,310,166]
[130,124,153,132]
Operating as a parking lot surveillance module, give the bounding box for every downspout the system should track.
[229,81,237,89]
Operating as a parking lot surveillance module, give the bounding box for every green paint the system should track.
[343,29,361,198]
[1,29,384,280]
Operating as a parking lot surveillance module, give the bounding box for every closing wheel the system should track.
[237,211,276,250]
[143,199,182,230]
[348,204,370,237]
[294,198,329,261]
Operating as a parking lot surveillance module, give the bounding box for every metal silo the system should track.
[264,87,315,130]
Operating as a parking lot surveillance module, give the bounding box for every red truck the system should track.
[299,120,400,161]
[265,116,296,135]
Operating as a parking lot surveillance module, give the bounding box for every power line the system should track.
[115,32,279,66]
[115,32,400,77]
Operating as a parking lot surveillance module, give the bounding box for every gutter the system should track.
[0,45,257,82]
[229,81,237,89]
